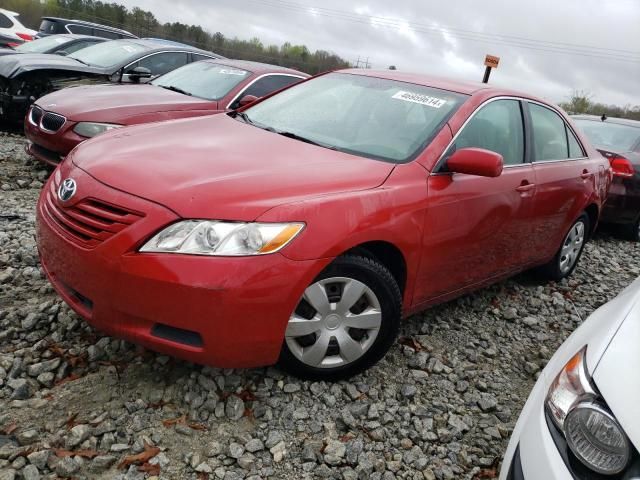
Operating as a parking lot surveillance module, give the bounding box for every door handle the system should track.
[516,182,536,192]
[580,170,592,179]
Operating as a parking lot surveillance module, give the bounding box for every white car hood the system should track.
[592,293,640,451]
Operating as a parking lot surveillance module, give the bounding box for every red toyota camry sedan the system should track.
[24,59,308,166]
[36,70,611,379]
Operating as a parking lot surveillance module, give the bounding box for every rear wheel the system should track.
[539,214,589,281]
[622,216,640,242]
[278,255,401,380]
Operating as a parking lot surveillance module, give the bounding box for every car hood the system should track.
[0,53,105,78]
[71,114,395,220]
[592,283,640,451]
[0,49,18,58]
[36,84,216,122]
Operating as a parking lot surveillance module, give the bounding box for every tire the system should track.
[539,214,590,281]
[278,254,401,380]
[622,216,640,242]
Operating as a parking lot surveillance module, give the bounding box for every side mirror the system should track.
[125,66,152,82]
[238,94,259,108]
[447,148,503,177]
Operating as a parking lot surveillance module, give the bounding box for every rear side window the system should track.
[0,13,13,28]
[96,28,120,40]
[529,103,571,161]
[231,75,303,109]
[39,19,60,34]
[193,53,216,62]
[446,99,525,166]
[567,127,584,158]
[67,24,92,35]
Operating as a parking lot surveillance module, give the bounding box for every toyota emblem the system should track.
[58,178,77,202]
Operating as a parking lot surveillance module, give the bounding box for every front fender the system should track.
[257,161,430,307]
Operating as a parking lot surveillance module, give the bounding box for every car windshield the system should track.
[243,72,467,163]
[69,40,147,68]
[574,119,640,151]
[14,35,69,53]
[152,62,250,100]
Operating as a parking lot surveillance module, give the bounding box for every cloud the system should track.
[116,0,640,105]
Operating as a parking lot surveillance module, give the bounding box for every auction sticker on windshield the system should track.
[219,69,247,76]
[392,91,447,108]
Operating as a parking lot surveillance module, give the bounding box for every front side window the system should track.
[69,40,147,68]
[230,75,304,109]
[67,24,92,35]
[529,103,571,162]
[574,119,640,152]
[153,62,250,100]
[243,72,466,163]
[136,52,188,76]
[444,99,525,167]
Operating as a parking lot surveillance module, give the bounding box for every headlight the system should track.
[546,347,632,475]
[73,122,122,138]
[139,221,305,256]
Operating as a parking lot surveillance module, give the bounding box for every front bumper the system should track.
[499,374,573,480]
[24,109,85,167]
[37,162,330,368]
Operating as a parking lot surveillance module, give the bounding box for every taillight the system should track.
[609,155,635,178]
[16,33,33,41]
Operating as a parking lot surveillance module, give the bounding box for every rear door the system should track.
[526,102,597,262]
[415,98,536,304]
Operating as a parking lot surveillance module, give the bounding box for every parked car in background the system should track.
[25,59,308,166]
[573,115,640,240]
[0,34,105,58]
[37,17,136,40]
[0,8,37,43]
[0,38,223,123]
[500,276,640,480]
[0,32,24,49]
[36,70,611,379]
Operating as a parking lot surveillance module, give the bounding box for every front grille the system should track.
[30,105,43,124]
[43,179,144,248]
[41,112,66,132]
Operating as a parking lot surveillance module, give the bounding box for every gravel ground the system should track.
[1,129,639,480]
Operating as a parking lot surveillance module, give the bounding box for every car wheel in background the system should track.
[622,215,640,242]
[539,213,590,281]
[279,255,401,380]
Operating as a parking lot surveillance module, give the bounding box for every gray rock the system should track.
[26,451,49,470]
[244,438,264,453]
[22,465,40,480]
[55,457,79,477]
[225,396,244,421]
[91,455,116,472]
[66,424,91,448]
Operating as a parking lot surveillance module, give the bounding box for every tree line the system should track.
[559,90,640,121]
[5,0,352,74]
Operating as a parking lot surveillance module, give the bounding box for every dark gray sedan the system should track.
[0,38,223,122]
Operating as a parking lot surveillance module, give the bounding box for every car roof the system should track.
[571,114,640,128]
[0,9,19,16]
[336,68,544,99]
[107,38,223,57]
[40,17,134,36]
[205,58,308,76]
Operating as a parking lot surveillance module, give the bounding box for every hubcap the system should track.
[285,277,382,369]
[559,220,585,274]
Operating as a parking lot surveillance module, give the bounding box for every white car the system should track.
[501,276,639,479]
[0,8,37,43]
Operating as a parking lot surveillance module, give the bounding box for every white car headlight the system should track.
[73,122,122,138]
[139,221,305,256]
[546,347,632,475]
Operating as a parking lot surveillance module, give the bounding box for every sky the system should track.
[116,0,640,106]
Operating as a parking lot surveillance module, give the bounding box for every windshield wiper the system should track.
[160,85,192,96]
[232,111,256,125]
[275,130,338,150]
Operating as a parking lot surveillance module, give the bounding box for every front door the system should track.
[414,98,536,305]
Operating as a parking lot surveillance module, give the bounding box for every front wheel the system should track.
[539,214,590,281]
[278,255,401,380]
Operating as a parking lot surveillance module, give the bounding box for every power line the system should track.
[241,0,640,64]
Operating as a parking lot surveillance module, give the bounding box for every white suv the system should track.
[0,8,37,44]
